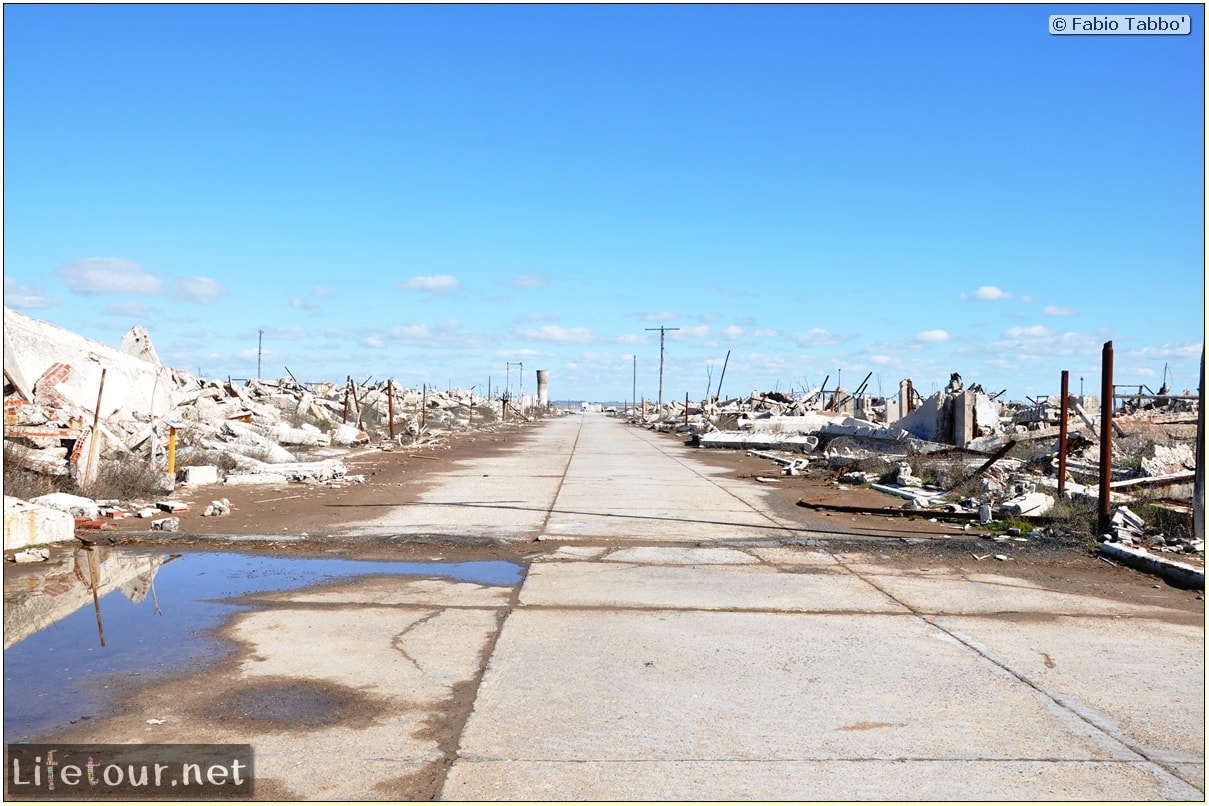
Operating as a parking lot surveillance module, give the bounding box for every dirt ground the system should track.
[87,418,1205,617]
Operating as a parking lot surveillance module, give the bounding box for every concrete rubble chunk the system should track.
[201,498,232,517]
[8,547,51,563]
[178,465,219,486]
[30,492,100,521]
[4,496,75,550]
[1000,492,1055,517]
[151,516,180,532]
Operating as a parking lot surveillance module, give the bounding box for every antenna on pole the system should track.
[646,326,680,410]
[257,330,264,380]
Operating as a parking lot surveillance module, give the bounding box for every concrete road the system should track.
[405,413,1201,801]
[35,412,1204,800]
[351,410,819,543]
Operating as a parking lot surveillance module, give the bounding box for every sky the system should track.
[3,3,1205,405]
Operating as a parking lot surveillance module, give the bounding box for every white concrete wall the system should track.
[4,308,175,418]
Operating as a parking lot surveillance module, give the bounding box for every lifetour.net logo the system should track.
[6,744,253,799]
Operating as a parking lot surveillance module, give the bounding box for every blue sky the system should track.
[4,3,1204,404]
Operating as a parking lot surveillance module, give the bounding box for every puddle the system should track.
[3,550,521,743]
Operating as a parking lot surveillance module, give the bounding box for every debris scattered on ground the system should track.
[4,308,561,546]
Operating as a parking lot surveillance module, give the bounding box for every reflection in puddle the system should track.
[3,551,521,743]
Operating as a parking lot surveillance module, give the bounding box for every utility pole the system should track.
[632,355,636,414]
[257,330,264,380]
[646,326,679,411]
[507,362,523,412]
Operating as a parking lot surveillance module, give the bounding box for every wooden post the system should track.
[1098,342,1114,535]
[685,393,689,427]
[1058,370,1070,497]
[388,379,395,439]
[83,369,107,489]
[343,376,350,423]
[88,547,106,647]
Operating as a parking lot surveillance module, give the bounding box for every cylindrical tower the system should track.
[536,369,549,407]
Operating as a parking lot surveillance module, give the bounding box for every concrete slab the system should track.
[751,546,841,565]
[600,546,759,564]
[519,562,909,612]
[935,615,1206,765]
[446,608,1195,800]
[444,759,1202,801]
[843,565,1183,617]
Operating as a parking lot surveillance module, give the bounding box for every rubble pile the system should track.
[626,372,1201,566]
[4,308,548,548]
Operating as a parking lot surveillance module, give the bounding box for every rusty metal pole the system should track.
[388,379,395,439]
[1194,347,1204,542]
[343,377,350,424]
[350,381,365,430]
[422,384,428,429]
[1058,370,1070,497]
[685,392,689,428]
[1098,341,1114,535]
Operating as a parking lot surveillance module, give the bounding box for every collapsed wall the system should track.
[3,309,542,528]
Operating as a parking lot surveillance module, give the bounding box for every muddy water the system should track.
[3,550,521,743]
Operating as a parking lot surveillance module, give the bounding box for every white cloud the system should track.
[101,301,151,317]
[639,311,678,322]
[265,327,309,340]
[179,276,227,302]
[793,328,843,347]
[869,354,892,365]
[398,274,458,293]
[4,277,59,309]
[967,285,1012,301]
[361,334,386,348]
[518,325,595,343]
[512,274,548,288]
[57,257,165,295]
[916,329,950,343]
[723,325,745,339]
[313,285,332,298]
[1004,325,1052,339]
[1043,305,1074,316]
[674,326,710,338]
[389,324,433,341]
[616,333,647,345]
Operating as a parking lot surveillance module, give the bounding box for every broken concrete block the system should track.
[330,423,367,446]
[29,492,100,521]
[155,500,189,513]
[1000,492,1055,517]
[4,496,75,550]
[136,508,158,518]
[201,499,231,517]
[151,517,180,532]
[8,547,51,563]
[178,465,219,486]
[896,462,923,487]
[269,422,332,447]
[1110,506,1146,540]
